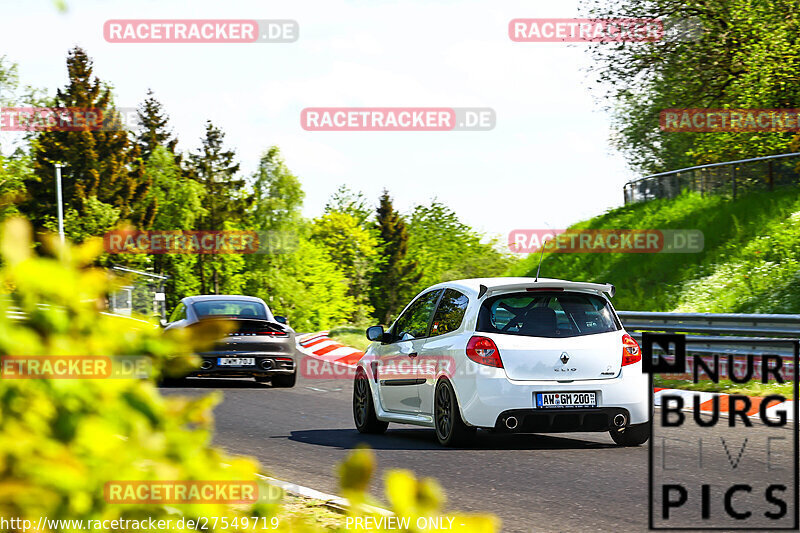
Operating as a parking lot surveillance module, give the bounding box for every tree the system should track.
[243,148,346,327]
[244,239,357,331]
[312,211,380,324]
[584,0,800,172]
[407,201,514,292]
[0,55,48,153]
[24,47,151,238]
[142,146,206,307]
[188,121,250,293]
[370,190,421,324]
[0,153,32,222]
[250,146,304,231]
[135,89,178,161]
[0,58,32,222]
[324,184,372,225]
[241,148,362,329]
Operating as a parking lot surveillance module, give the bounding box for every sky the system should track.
[0,0,636,240]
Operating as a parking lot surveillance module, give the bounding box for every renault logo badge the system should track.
[560,352,570,364]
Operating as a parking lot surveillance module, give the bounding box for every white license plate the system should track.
[535,392,597,409]
[217,358,255,367]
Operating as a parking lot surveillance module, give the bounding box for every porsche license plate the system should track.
[217,358,255,367]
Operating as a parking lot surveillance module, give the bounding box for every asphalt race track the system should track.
[162,352,796,533]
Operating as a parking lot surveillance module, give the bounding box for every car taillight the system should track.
[258,331,288,337]
[466,336,503,368]
[622,333,641,366]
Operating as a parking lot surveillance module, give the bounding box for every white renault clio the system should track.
[353,277,650,447]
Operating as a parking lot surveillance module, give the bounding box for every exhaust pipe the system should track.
[613,414,627,428]
[505,416,518,430]
[260,359,275,370]
[200,360,213,370]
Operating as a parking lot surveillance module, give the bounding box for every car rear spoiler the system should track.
[478,282,616,299]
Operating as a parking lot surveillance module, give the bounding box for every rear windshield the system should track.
[477,291,620,338]
[193,300,268,319]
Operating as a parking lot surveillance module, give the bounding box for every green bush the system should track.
[0,217,275,530]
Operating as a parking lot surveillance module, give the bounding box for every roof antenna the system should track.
[535,238,549,282]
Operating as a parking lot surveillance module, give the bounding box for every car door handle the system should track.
[408,352,418,358]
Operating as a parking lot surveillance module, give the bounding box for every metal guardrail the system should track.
[5,306,800,355]
[4,305,157,326]
[622,152,800,204]
[618,311,800,358]
[618,311,800,338]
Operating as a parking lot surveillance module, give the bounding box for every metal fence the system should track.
[623,152,800,204]
[618,310,800,360]
[108,266,168,320]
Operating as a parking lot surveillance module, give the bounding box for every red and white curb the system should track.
[296,331,362,367]
[654,387,794,422]
[296,333,795,421]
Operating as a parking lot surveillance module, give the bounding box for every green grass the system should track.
[655,376,794,399]
[509,188,800,313]
[328,325,371,352]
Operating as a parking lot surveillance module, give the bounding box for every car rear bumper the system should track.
[493,407,631,433]
[454,363,650,428]
[189,355,295,378]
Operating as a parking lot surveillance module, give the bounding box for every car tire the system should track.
[254,376,270,383]
[610,421,650,446]
[271,373,296,388]
[434,379,475,447]
[353,371,388,434]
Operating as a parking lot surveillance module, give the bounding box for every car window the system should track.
[169,302,186,322]
[391,289,443,341]
[430,289,469,337]
[477,291,620,338]
[193,300,268,319]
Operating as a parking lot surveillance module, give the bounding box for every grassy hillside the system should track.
[508,189,800,313]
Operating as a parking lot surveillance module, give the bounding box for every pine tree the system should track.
[188,121,251,293]
[24,47,151,237]
[370,190,421,324]
[135,89,178,161]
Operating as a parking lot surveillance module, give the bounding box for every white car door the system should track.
[376,289,443,415]
[417,288,471,416]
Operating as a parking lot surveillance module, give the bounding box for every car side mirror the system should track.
[274,315,288,325]
[366,325,387,342]
[159,318,168,328]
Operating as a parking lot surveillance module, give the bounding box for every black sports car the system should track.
[163,295,296,387]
